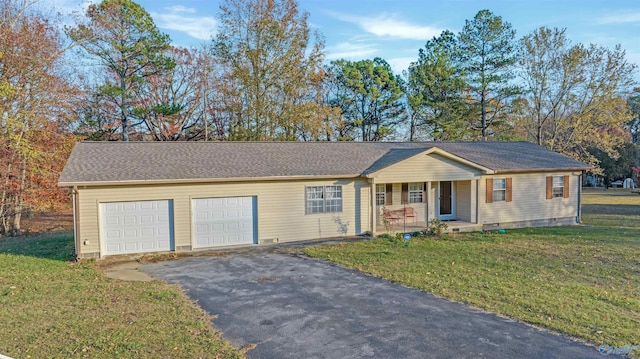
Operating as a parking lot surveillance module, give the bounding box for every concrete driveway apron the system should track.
[142,251,609,359]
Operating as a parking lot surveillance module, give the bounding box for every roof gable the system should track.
[363,147,495,177]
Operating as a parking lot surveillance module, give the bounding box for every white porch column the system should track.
[474,179,479,224]
[425,181,431,225]
[370,179,376,237]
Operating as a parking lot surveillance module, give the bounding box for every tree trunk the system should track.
[121,117,129,141]
[481,92,487,140]
[11,158,27,235]
[0,160,13,234]
[537,124,542,145]
[409,112,418,141]
[121,76,129,141]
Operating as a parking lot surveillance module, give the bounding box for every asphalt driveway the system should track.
[142,251,607,359]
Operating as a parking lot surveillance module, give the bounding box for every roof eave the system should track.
[493,167,591,174]
[58,173,362,188]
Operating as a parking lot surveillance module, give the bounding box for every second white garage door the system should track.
[192,196,256,248]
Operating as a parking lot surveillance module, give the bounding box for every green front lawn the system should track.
[0,233,242,358]
[305,189,640,354]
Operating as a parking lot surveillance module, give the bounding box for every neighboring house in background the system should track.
[58,141,590,259]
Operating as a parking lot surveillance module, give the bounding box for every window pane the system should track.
[325,186,342,199]
[553,176,564,188]
[493,178,506,190]
[552,188,564,197]
[306,186,323,200]
[409,183,423,191]
[306,201,323,214]
[376,184,385,206]
[306,186,324,214]
[325,199,342,213]
[325,185,343,213]
[552,176,564,198]
[493,189,506,201]
[409,193,423,203]
[408,183,423,204]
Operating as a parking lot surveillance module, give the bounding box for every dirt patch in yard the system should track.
[20,205,73,234]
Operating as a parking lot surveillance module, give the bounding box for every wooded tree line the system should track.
[1,0,639,234]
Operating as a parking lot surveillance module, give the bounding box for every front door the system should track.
[439,181,455,220]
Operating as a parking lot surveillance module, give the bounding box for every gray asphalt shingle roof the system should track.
[58,141,590,185]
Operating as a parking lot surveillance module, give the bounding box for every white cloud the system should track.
[152,7,217,40]
[164,5,196,14]
[325,41,377,60]
[386,57,416,74]
[330,12,442,40]
[597,12,640,24]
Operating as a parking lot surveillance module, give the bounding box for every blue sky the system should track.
[47,0,640,74]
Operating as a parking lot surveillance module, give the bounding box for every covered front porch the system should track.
[365,146,494,236]
[371,180,482,235]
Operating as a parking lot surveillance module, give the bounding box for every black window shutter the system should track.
[401,183,408,204]
[385,184,393,205]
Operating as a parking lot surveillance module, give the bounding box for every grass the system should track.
[304,189,640,354]
[0,232,242,359]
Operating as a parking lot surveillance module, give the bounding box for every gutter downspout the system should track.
[72,187,80,260]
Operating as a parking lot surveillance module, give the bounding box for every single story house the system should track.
[58,141,590,259]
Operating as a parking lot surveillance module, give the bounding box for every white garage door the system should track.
[192,196,256,248]
[100,200,173,256]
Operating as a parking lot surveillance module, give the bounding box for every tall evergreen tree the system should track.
[327,58,405,141]
[68,0,174,141]
[457,9,519,140]
[408,30,470,141]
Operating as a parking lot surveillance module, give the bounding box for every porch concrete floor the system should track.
[377,220,482,234]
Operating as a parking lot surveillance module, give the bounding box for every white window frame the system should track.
[376,184,385,206]
[305,185,343,214]
[408,182,424,204]
[493,178,506,202]
[305,186,325,214]
[552,176,564,198]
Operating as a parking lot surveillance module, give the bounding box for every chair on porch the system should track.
[383,209,401,223]
[403,207,417,223]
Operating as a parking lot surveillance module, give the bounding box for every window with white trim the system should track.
[408,183,424,204]
[493,178,506,202]
[376,184,385,206]
[552,176,564,198]
[306,185,343,214]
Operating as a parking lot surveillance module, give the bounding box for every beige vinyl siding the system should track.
[76,178,370,257]
[479,172,579,224]
[373,153,481,183]
[455,181,472,222]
